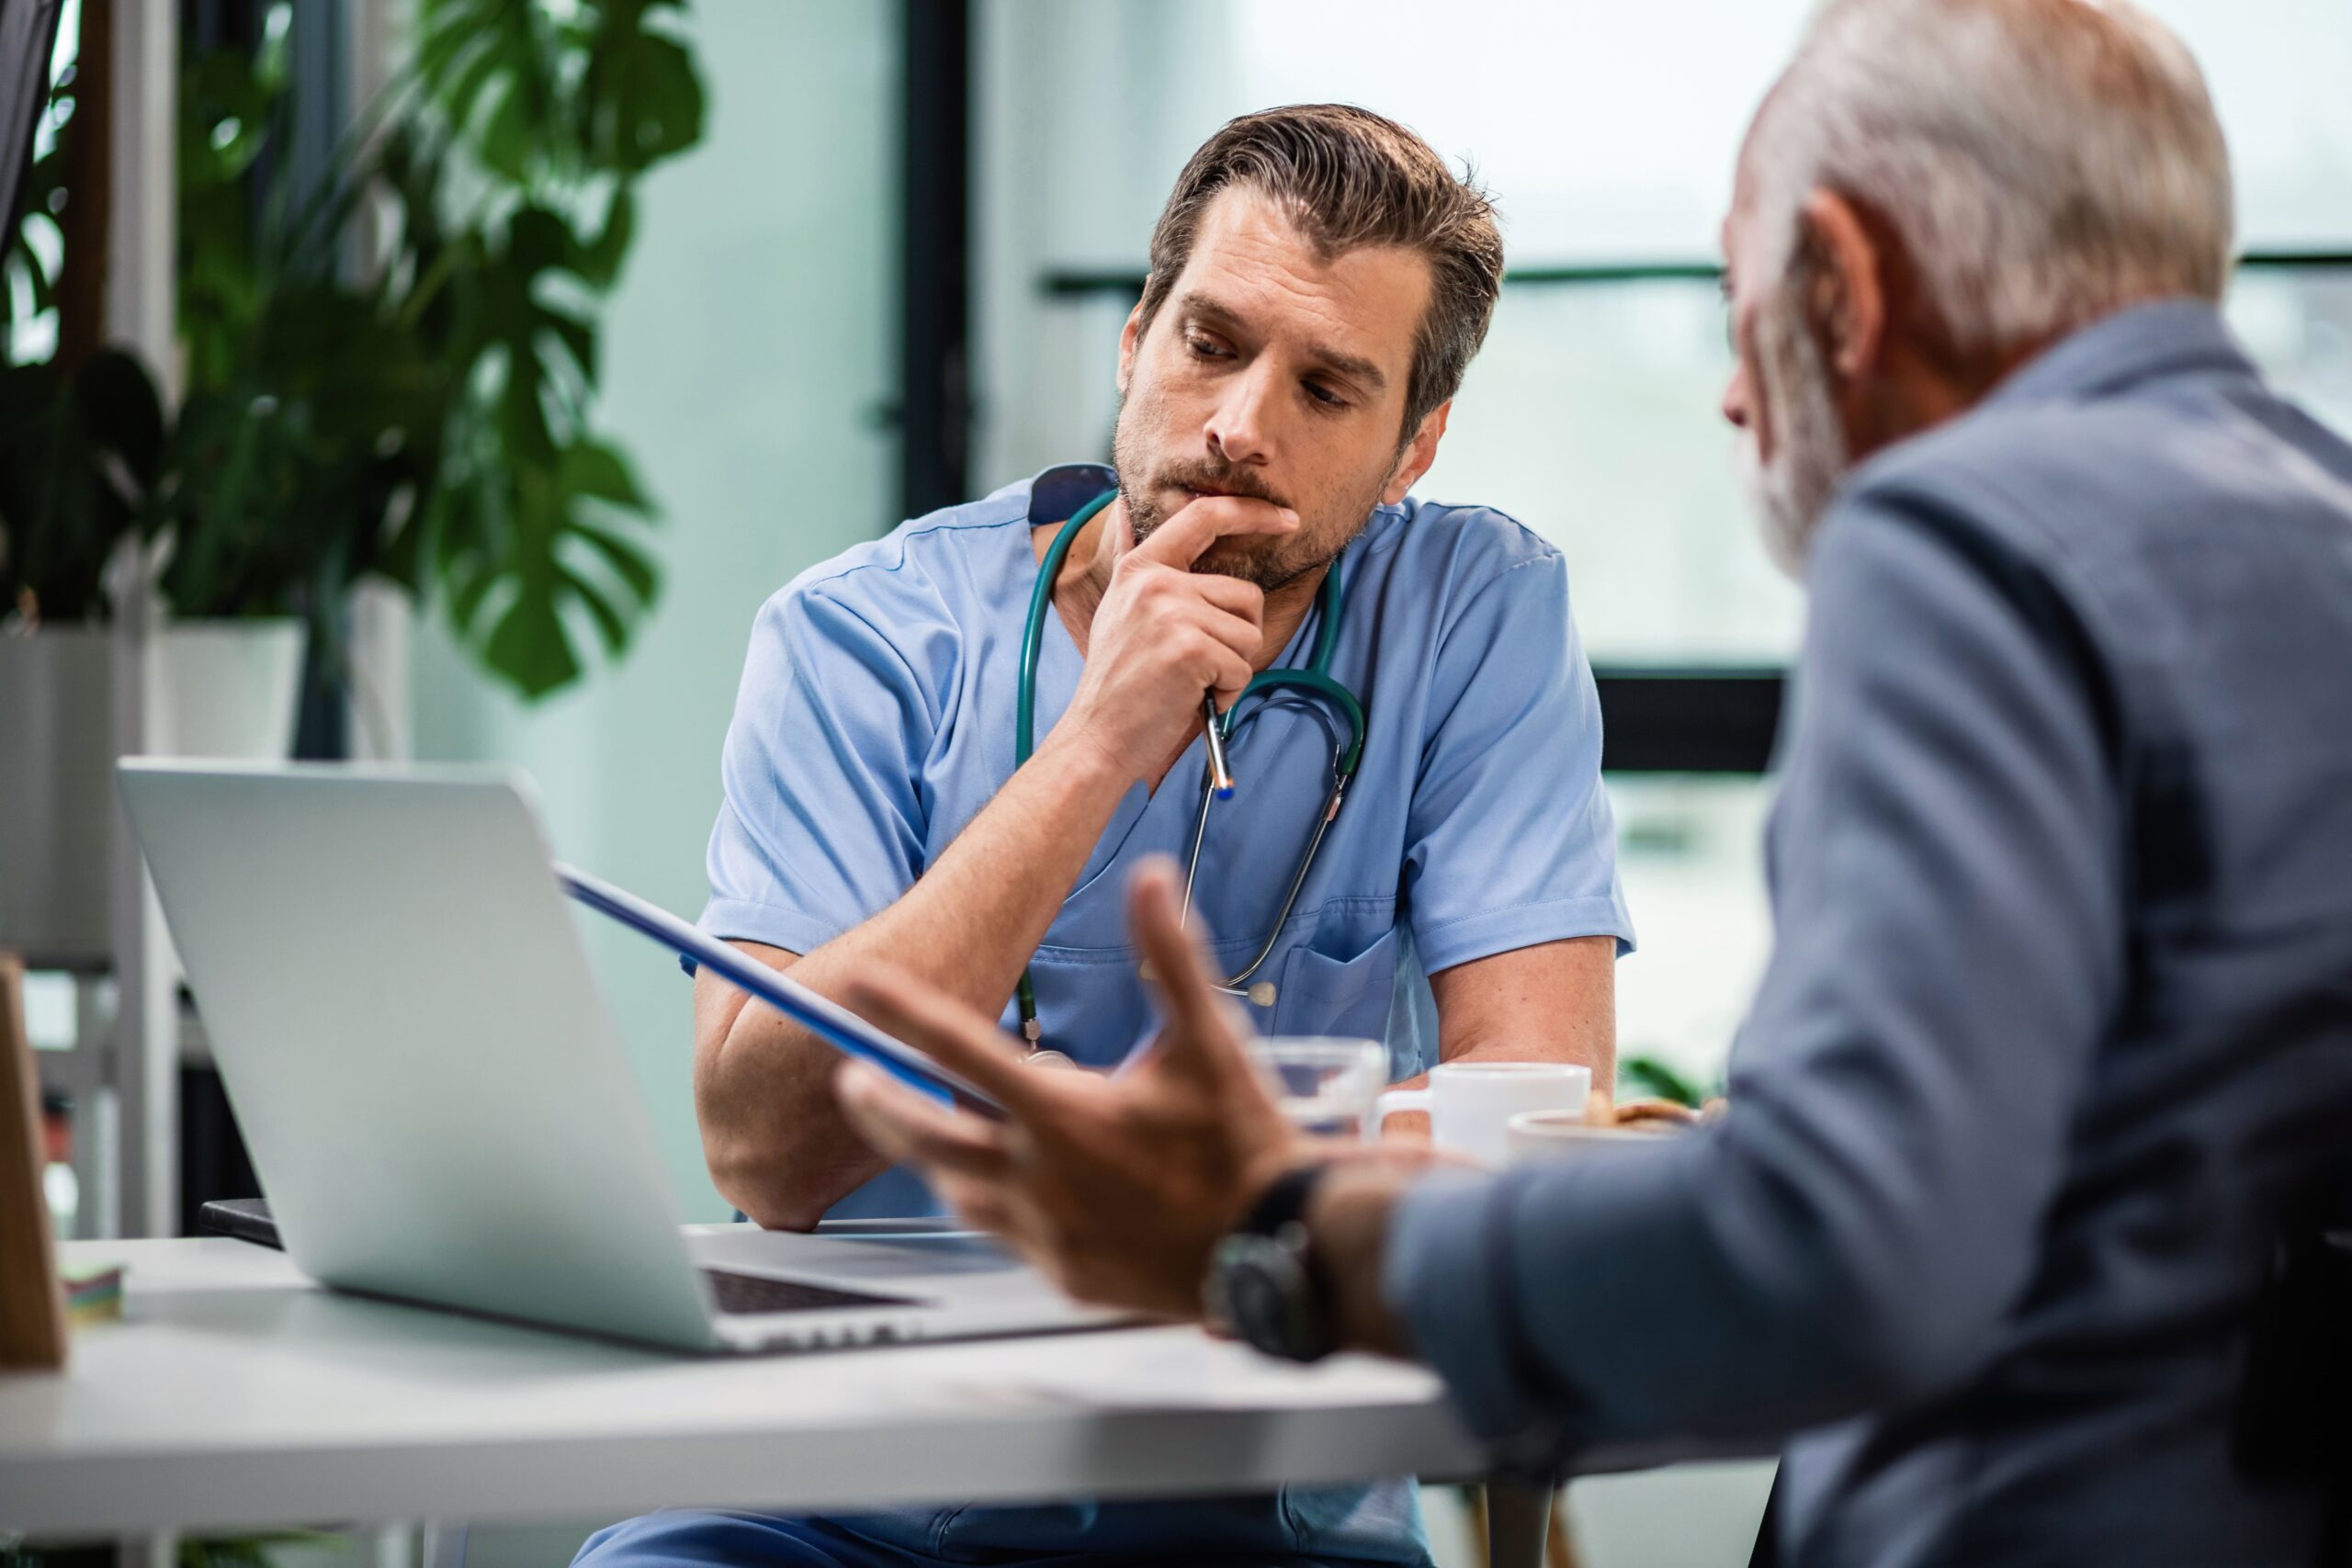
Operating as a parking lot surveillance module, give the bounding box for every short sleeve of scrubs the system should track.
[1402,550,1633,973]
[701,583,935,955]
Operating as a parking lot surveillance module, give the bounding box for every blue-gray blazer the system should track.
[1385,299,2352,1567]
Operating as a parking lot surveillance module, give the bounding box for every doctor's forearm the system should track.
[795,730,1136,1036]
[698,734,1134,1225]
[1384,937,1616,1111]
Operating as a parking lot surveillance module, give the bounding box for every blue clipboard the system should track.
[555,863,1005,1119]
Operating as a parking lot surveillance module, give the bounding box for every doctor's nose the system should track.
[1204,370,1277,468]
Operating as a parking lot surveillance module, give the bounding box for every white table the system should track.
[0,1237,1489,1538]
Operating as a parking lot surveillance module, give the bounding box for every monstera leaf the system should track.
[417,0,704,182]
[574,2,705,173]
[406,190,660,698]
[418,0,560,182]
[390,0,689,698]
[435,430,659,699]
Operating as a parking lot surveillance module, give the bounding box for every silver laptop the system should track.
[118,760,1126,1353]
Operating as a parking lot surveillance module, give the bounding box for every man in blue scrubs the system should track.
[578,104,1631,1565]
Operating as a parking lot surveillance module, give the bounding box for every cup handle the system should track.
[1368,1087,1430,1143]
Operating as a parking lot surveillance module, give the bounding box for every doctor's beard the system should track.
[1736,263,1851,580]
[1111,404,1384,594]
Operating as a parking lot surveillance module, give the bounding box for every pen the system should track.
[1202,693,1236,798]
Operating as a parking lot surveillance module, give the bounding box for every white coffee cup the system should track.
[1371,1061,1592,1166]
[1506,1109,1681,1166]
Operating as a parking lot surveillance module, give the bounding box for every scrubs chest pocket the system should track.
[1271,923,1401,1044]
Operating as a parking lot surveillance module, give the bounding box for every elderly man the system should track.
[579,105,1633,1567]
[837,2,2352,1562]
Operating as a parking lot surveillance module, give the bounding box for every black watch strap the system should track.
[1240,1162,1331,1240]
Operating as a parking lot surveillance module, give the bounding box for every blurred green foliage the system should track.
[0,0,705,701]
[0,346,166,622]
[1618,1054,1710,1108]
[0,56,161,625]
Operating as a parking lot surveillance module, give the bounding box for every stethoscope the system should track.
[1013,489,1367,1050]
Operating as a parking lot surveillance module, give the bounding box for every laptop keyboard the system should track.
[702,1268,916,1316]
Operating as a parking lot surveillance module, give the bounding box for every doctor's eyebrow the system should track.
[1174,290,1390,395]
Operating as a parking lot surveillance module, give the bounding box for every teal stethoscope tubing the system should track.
[1013,489,1366,1045]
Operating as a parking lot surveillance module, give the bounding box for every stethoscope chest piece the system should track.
[1136,959,1279,1010]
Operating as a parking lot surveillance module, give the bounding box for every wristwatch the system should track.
[1204,1164,1336,1363]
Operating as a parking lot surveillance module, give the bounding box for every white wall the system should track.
[410,2,899,1221]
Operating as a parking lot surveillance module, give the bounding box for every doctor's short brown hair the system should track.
[1137,104,1505,441]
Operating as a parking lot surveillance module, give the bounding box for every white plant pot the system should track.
[0,619,304,961]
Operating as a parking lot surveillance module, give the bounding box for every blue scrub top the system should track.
[704,462,1633,1212]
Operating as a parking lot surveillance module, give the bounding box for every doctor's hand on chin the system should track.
[835,856,1444,1332]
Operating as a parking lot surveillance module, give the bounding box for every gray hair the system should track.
[1745,0,2236,353]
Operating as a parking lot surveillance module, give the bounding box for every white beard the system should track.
[1736,280,1851,581]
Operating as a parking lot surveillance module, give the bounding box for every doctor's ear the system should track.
[1382,400,1451,505]
[1116,304,1145,397]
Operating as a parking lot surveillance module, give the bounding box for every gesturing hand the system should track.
[835,856,1307,1319]
[1054,495,1297,785]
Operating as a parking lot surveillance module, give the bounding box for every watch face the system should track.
[1215,1235,1322,1362]
[1231,1256,1288,1332]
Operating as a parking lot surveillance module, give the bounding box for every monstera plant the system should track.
[0,0,706,701]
